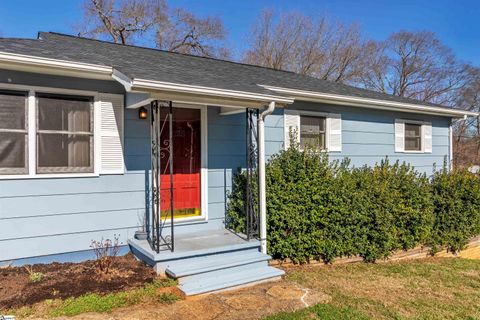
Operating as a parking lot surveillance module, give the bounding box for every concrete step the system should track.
[165,250,270,278]
[178,264,285,296]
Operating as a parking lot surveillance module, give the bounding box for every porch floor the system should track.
[128,228,261,264]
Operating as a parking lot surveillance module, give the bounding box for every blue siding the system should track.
[0,69,452,263]
[284,101,451,175]
[0,72,218,262]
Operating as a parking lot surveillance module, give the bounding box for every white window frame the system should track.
[395,119,431,154]
[299,113,327,151]
[284,110,341,152]
[0,90,29,175]
[0,83,100,180]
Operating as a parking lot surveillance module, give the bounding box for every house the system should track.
[0,32,475,295]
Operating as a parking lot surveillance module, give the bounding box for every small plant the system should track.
[158,293,179,304]
[90,235,122,274]
[24,265,44,283]
[52,288,60,297]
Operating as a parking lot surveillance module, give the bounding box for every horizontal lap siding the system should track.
[287,101,451,176]
[0,72,144,262]
[207,107,284,222]
[0,105,148,261]
[207,108,244,221]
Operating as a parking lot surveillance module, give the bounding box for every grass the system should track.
[265,304,369,320]
[266,258,480,320]
[10,278,179,318]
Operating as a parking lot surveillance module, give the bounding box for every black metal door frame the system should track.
[149,100,174,253]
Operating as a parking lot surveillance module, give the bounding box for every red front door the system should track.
[159,107,202,218]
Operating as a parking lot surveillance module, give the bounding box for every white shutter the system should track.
[327,114,342,152]
[99,93,124,174]
[395,120,405,152]
[423,122,432,153]
[284,109,300,149]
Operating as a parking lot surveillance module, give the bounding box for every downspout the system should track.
[258,101,276,254]
[449,118,453,171]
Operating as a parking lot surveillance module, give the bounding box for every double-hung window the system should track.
[0,91,28,174]
[0,89,96,176]
[36,94,94,173]
[284,110,342,152]
[404,123,422,151]
[300,115,326,150]
[394,119,432,153]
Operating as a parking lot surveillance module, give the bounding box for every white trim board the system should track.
[157,103,209,223]
[131,79,294,104]
[261,85,477,118]
[0,51,113,80]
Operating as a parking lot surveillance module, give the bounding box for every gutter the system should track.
[0,51,113,77]
[260,85,478,118]
[131,79,294,104]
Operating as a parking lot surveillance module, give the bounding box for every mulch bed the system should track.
[0,253,157,310]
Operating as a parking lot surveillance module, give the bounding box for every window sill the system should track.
[0,172,100,180]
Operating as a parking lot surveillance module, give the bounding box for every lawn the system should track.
[266,258,480,320]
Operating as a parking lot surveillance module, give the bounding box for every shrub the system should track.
[226,142,458,263]
[90,235,122,274]
[430,167,480,253]
[349,160,433,262]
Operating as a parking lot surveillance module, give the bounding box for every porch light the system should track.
[138,106,148,119]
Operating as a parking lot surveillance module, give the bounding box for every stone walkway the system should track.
[48,280,330,320]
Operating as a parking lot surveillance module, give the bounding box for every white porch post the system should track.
[258,101,276,254]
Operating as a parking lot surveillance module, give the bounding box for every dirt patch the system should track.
[0,253,156,310]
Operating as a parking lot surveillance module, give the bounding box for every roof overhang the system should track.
[0,51,294,108]
[0,51,114,80]
[129,78,294,107]
[260,85,478,119]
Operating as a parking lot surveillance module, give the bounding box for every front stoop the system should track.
[129,238,284,296]
[167,250,284,296]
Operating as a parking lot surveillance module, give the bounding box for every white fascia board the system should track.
[0,51,113,78]
[260,85,478,118]
[131,78,294,104]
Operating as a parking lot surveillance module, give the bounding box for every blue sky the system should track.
[0,0,478,66]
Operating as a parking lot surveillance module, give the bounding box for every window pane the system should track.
[405,123,421,138]
[405,137,421,151]
[38,133,92,172]
[300,116,326,149]
[0,132,26,172]
[38,95,92,132]
[0,91,26,130]
[301,133,326,149]
[405,123,422,151]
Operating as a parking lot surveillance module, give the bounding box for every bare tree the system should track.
[80,0,163,45]
[243,10,366,83]
[360,31,470,106]
[79,0,228,57]
[155,8,228,57]
[453,67,480,167]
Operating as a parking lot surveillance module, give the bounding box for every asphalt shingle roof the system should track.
[0,32,452,109]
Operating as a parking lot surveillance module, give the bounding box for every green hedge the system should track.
[226,144,480,263]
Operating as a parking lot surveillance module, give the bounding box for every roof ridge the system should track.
[39,32,298,75]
